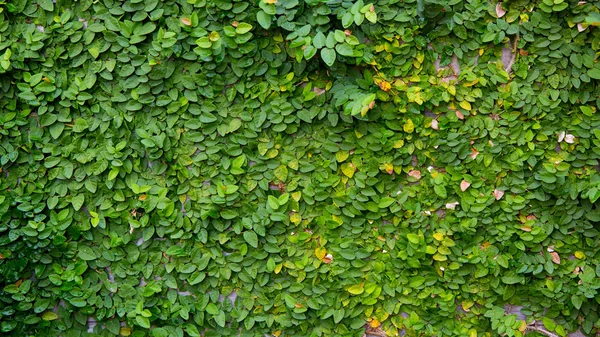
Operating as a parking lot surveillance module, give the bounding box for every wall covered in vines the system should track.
[2,0,600,336]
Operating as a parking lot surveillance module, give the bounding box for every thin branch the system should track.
[505,35,519,74]
[526,324,560,337]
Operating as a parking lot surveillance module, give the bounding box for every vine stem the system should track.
[526,324,560,337]
[505,35,519,74]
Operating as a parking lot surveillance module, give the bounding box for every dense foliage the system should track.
[2,0,600,336]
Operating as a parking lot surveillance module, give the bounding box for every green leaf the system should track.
[243,231,258,248]
[214,311,226,327]
[77,245,96,261]
[335,43,354,57]
[346,284,364,295]
[434,185,447,198]
[542,317,556,332]
[588,68,600,80]
[571,295,583,310]
[365,11,377,23]
[42,312,58,321]
[49,123,64,139]
[38,0,54,11]
[71,194,84,211]
[313,32,326,49]
[378,197,395,208]
[321,48,336,66]
[136,316,150,329]
[278,193,289,205]
[206,303,219,315]
[257,11,272,29]
[274,165,288,181]
[235,23,253,34]
[284,294,295,308]
[407,233,420,244]
[267,195,279,210]
[89,47,100,59]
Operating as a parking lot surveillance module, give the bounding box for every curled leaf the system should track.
[496,3,506,18]
[565,134,575,143]
[446,201,459,209]
[493,189,504,200]
[470,148,479,159]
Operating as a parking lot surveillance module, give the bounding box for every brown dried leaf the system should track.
[408,170,421,179]
[460,180,470,192]
[493,189,504,200]
[551,251,561,264]
[496,3,507,18]
[456,110,465,120]
[181,18,191,26]
[470,148,479,159]
[312,87,326,96]
[431,119,439,130]
[322,254,333,264]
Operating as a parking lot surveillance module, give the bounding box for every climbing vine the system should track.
[2,0,600,336]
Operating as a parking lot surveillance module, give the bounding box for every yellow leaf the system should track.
[42,311,58,321]
[274,263,283,274]
[518,320,527,332]
[393,139,404,148]
[433,233,444,241]
[315,247,326,260]
[347,283,364,295]
[574,251,585,259]
[383,163,393,175]
[403,119,414,133]
[433,253,447,261]
[291,191,302,202]
[290,213,302,225]
[120,328,132,336]
[378,80,391,92]
[341,162,355,178]
[459,101,472,111]
[370,319,381,328]
[462,300,474,312]
[447,85,456,96]
[336,151,349,162]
